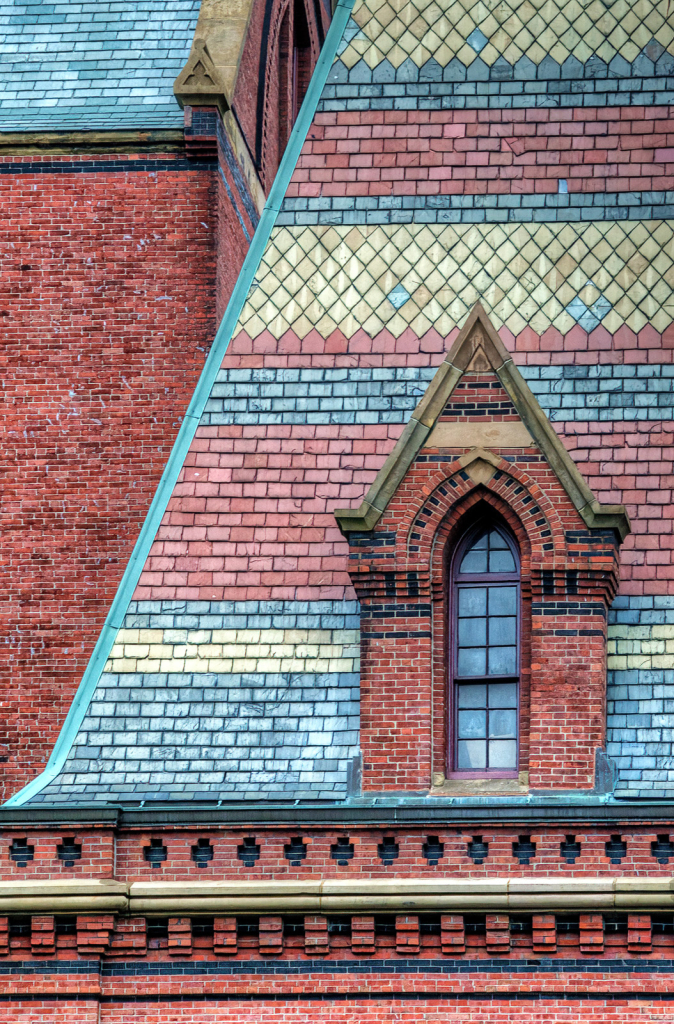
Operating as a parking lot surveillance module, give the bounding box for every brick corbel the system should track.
[76,914,115,955]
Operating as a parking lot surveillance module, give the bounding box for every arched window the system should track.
[278,0,312,159]
[449,520,520,775]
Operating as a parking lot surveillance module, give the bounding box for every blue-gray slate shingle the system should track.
[608,596,674,799]
[0,0,199,129]
[198,364,674,426]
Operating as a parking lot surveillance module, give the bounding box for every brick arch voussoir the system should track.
[304,0,323,61]
[396,458,566,574]
[392,454,468,545]
[428,485,536,594]
[260,0,291,181]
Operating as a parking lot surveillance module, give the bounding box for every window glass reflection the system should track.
[453,523,520,773]
[460,529,515,575]
[456,585,517,678]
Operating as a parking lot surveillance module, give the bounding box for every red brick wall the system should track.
[215,137,259,322]
[0,1006,99,1024]
[3,998,674,1023]
[1,824,673,880]
[0,156,217,799]
[289,106,674,197]
[232,0,269,170]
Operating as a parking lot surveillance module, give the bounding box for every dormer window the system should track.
[450,521,520,776]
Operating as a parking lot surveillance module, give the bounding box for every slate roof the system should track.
[0,0,200,130]
[11,0,674,806]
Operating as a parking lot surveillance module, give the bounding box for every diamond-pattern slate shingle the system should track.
[236,221,674,341]
[339,0,674,71]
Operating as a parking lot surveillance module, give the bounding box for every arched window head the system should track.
[278,0,311,155]
[450,520,520,776]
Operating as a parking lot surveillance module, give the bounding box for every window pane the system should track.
[488,645,517,675]
[460,533,488,573]
[489,548,516,573]
[458,617,486,647]
[489,616,516,646]
[488,739,517,768]
[489,682,518,708]
[489,709,517,738]
[458,647,487,676]
[458,709,486,738]
[460,549,488,573]
[453,526,519,773]
[458,683,487,708]
[459,587,487,616]
[489,586,517,616]
[458,739,486,769]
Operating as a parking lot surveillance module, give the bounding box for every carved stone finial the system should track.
[174,38,229,113]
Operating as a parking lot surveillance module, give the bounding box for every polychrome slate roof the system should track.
[0,0,199,130]
[11,0,674,805]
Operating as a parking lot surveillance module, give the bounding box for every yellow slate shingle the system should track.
[338,0,672,68]
[234,221,674,340]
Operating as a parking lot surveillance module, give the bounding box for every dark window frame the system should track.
[447,518,521,778]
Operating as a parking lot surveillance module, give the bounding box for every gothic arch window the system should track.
[261,0,316,184]
[449,519,520,776]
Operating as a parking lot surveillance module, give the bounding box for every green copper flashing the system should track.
[4,0,356,809]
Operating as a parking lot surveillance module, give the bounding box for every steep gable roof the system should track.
[334,303,630,541]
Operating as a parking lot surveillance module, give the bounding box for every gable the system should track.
[334,303,630,542]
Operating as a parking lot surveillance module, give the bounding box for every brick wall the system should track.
[233,0,330,191]
[41,1003,674,1024]
[0,155,216,799]
[2,823,674,880]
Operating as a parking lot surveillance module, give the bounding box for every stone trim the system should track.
[0,876,672,915]
[0,131,185,155]
[333,303,630,540]
[174,34,236,114]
